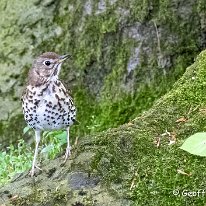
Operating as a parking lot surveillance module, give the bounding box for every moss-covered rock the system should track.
[0,0,205,145]
[2,49,206,205]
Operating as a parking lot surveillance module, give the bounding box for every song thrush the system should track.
[21,52,76,176]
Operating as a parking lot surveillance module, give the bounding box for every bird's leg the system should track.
[64,127,71,162]
[30,130,41,177]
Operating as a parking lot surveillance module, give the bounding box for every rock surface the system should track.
[0,137,131,205]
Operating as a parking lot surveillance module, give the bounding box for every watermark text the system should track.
[173,189,206,197]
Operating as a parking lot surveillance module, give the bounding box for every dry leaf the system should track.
[199,108,206,115]
[161,130,170,136]
[74,136,79,146]
[130,172,138,190]
[127,122,134,126]
[177,169,192,176]
[10,195,18,200]
[176,117,187,123]
[154,137,161,148]
[130,178,135,190]
[159,130,177,145]
[168,132,176,145]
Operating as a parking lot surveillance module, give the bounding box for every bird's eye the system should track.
[44,61,51,66]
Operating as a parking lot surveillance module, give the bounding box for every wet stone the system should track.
[68,172,100,190]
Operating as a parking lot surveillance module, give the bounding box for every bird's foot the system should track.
[63,146,71,163]
[29,165,42,177]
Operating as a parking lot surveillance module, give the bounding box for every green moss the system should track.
[71,86,99,136]
[0,114,25,146]
[88,50,206,205]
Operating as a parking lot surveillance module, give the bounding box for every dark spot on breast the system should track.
[58,102,62,108]
[55,94,60,100]
[62,88,67,96]
[69,99,74,106]
[39,86,48,96]
[52,85,56,92]
[34,100,40,106]
[55,81,61,87]
[46,104,50,107]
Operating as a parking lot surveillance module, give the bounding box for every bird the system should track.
[21,52,76,176]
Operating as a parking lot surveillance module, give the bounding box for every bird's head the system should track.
[28,52,71,86]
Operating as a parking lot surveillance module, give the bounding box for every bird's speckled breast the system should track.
[22,80,76,130]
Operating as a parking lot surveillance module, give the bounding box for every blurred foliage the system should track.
[0,127,70,184]
[0,139,32,184]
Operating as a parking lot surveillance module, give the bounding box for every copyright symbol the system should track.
[173,189,179,196]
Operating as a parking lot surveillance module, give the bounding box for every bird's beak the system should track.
[58,54,71,63]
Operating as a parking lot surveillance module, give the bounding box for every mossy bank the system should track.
[2,50,206,205]
[0,0,205,145]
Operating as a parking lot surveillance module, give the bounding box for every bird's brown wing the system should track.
[21,87,28,102]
